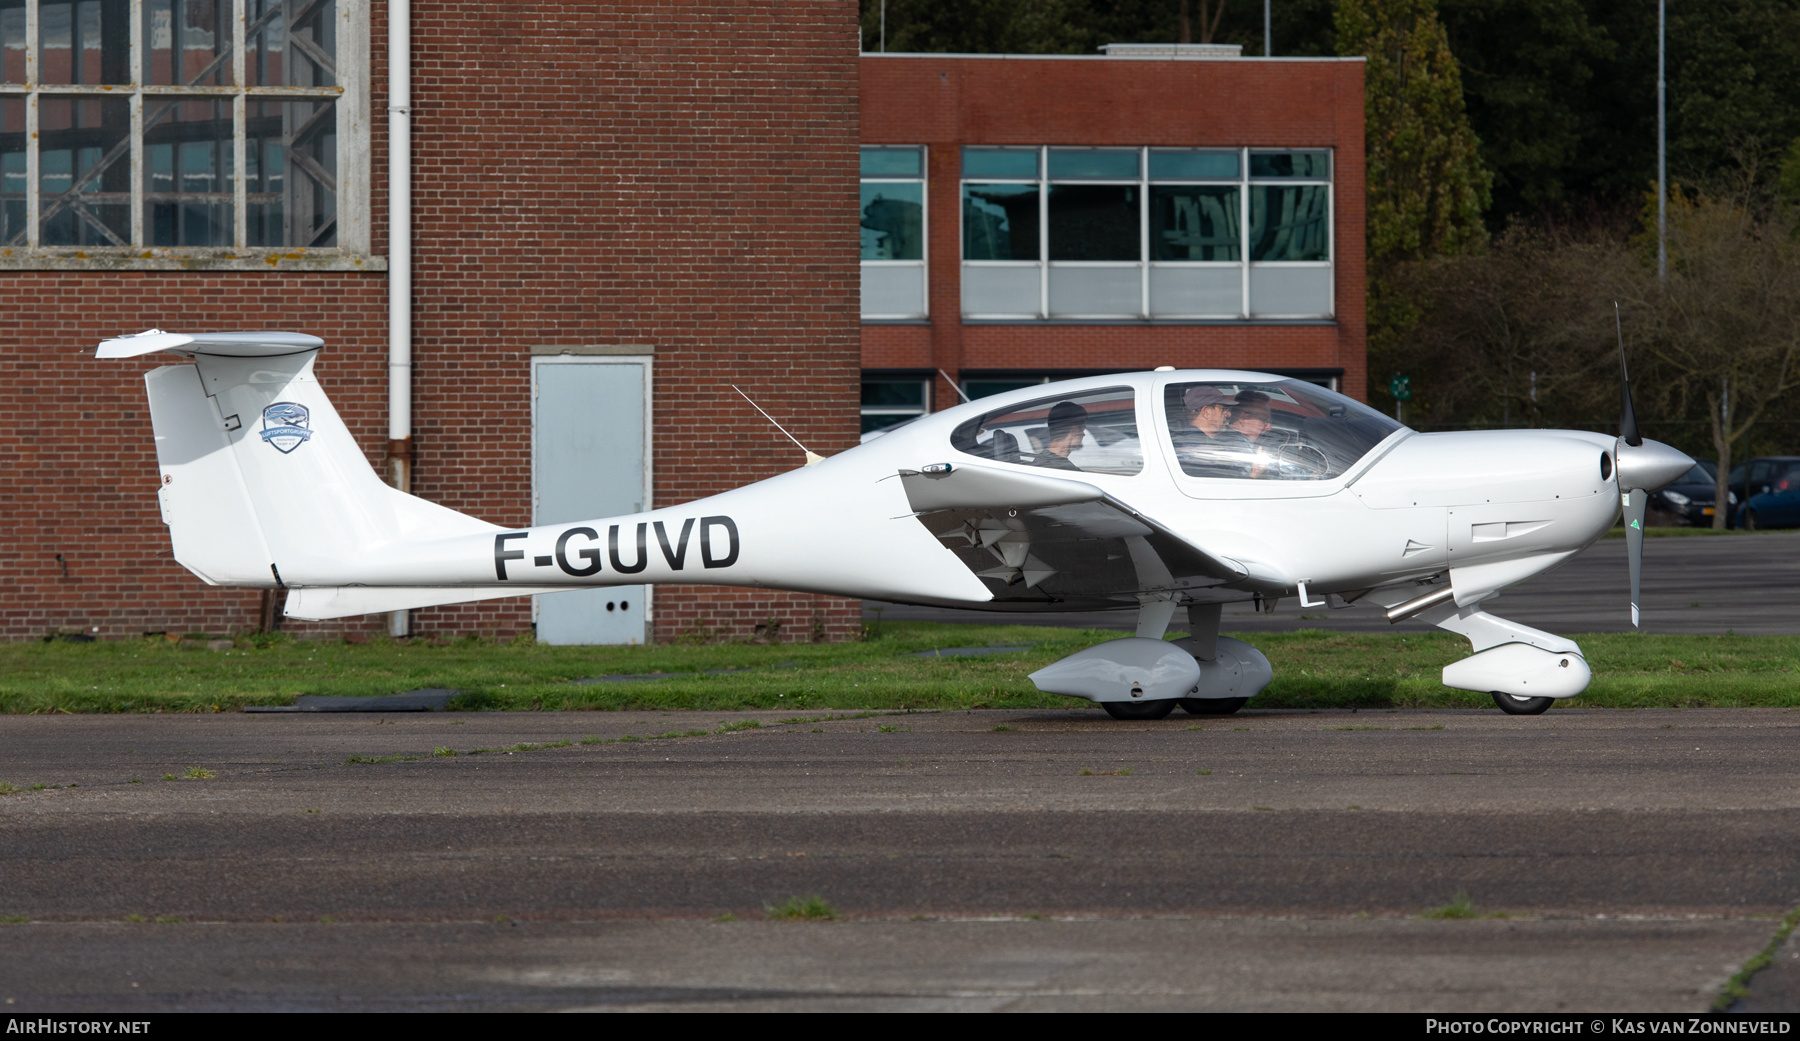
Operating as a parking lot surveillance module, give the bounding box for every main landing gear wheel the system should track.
[1491,691,1555,716]
[1103,699,1177,720]
[1178,697,1248,716]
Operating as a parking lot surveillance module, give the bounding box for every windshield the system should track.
[1163,379,1402,480]
[950,386,1142,476]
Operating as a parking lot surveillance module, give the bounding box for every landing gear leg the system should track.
[1186,602,1221,662]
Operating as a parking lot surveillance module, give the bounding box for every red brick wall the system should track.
[859,55,1366,405]
[398,1,862,644]
[0,277,388,641]
[0,1,863,644]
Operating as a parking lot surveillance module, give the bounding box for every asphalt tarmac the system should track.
[867,530,1800,635]
[3,707,1797,1011]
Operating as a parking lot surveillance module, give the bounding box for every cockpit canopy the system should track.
[1163,379,1402,479]
[947,377,1402,480]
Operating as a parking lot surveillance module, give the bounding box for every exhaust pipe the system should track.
[1386,586,1455,624]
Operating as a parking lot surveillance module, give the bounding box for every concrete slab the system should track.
[0,918,1771,1013]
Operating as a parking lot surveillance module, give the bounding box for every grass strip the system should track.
[764,895,841,921]
[1714,905,1800,1011]
[2,623,1796,714]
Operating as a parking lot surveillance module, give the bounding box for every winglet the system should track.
[95,330,194,358]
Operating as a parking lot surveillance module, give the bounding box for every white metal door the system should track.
[531,356,651,644]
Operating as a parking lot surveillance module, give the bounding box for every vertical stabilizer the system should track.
[113,331,499,591]
[145,364,277,586]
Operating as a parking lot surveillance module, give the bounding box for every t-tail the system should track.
[101,331,547,619]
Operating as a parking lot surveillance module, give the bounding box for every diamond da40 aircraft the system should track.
[98,329,1693,717]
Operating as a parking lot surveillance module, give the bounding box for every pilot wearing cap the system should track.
[1037,401,1088,471]
[1173,385,1245,477]
[1178,386,1233,442]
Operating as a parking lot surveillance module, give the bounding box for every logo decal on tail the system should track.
[259,402,313,453]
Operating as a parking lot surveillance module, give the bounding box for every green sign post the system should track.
[1388,375,1411,422]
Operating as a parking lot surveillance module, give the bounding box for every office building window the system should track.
[861,145,926,319]
[860,375,930,438]
[0,0,369,268]
[959,146,1332,321]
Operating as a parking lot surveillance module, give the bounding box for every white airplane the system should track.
[97,329,1692,718]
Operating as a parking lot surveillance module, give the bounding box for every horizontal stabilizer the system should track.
[97,329,324,359]
[283,585,570,621]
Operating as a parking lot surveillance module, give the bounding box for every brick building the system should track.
[1,7,1363,645]
[857,47,1365,437]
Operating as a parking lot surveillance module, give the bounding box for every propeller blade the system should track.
[1622,487,1646,628]
[1615,304,1643,447]
[1616,435,1694,631]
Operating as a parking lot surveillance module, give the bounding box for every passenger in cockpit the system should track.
[1229,390,1273,442]
[1174,386,1233,446]
[1173,385,1249,478]
[1037,401,1088,471]
[1227,390,1277,478]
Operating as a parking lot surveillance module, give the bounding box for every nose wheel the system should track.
[1492,692,1554,715]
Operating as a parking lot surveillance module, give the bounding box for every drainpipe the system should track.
[387,0,412,638]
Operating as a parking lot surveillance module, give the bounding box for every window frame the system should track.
[949,382,1145,477]
[1153,373,1405,501]
[0,0,372,270]
[859,143,927,320]
[859,373,932,436]
[959,145,1333,322]
[1246,149,1334,319]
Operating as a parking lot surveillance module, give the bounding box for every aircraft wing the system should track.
[899,464,1246,607]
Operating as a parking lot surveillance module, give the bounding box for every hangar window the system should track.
[951,385,1142,476]
[1162,379,1399,481]
[959,146,1332,321]
[861,145,927,319]
[0,0,371,270]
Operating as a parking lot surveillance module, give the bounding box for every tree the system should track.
[1338,0,1492,412]
[1338,0,1492,268]
[1385,228,1624,429]
[1623,194,1800,528]
[1437,0,1614,228]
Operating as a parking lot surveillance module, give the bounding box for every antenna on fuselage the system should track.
[732,385,824,466]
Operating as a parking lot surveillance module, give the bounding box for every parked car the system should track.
[1726,456,1800,529]
[1735,463,1800,529]
[1649,460,1725,526]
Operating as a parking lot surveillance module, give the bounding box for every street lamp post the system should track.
[1657,0,1667,283]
